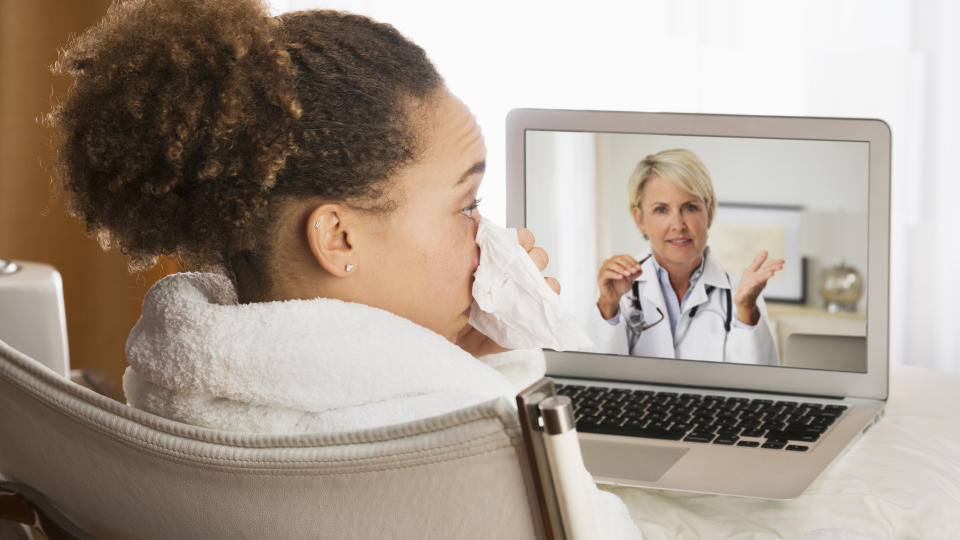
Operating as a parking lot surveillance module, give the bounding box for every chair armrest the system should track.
[539,396,597,540]
[517,378,598,540]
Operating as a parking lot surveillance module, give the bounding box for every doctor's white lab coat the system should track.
[585,250,779,366]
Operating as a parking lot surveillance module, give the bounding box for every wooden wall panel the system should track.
[0,0,177,394]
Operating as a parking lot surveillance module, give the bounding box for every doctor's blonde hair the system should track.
[627,148,717,220]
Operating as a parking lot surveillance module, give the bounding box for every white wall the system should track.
[525,131,598,327]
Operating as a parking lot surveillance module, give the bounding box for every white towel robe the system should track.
[585,250,779,366]
[123,272,643,539]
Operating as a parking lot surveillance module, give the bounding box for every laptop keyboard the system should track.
[555,383,848,451]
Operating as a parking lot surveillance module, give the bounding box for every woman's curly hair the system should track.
[48,0,443,283]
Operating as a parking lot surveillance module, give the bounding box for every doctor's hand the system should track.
[457,228,560,358]
[596,254,644,320]
[734,250,784,325]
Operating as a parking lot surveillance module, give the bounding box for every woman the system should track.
[587,149,782,365]
[48,0,641,536]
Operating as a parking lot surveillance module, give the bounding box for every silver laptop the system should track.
[505,109,890,499]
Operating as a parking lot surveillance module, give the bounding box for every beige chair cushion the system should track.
[0,339,545,539]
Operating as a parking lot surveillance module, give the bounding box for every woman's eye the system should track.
[653,207,667,214]
[685,203,700,212]
[460,198,482,220]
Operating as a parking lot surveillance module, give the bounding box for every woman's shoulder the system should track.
[477,349,546,390]
[702,247,735,289]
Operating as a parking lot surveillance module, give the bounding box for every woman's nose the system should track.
[472,209,483,237]
[670,210,686,230]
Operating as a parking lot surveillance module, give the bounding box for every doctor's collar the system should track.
[649,250,707,284]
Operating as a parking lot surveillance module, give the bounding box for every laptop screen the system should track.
[523,128,870,373]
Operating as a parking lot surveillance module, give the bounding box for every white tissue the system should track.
[469,217,593,351]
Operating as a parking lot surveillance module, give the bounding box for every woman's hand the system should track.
[516,228,561,294]
[456,324,509,357]
[734,250,784,325]
[596,254,644,320]
[456,227,560,357]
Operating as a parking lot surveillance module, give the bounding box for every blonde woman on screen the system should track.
[586,149,781,365]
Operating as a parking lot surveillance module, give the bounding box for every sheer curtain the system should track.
[270,0,960,373]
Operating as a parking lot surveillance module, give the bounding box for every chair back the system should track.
[0,339,545,539]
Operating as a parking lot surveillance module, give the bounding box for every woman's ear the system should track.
[305,204,357,277]
[631,206,647,236]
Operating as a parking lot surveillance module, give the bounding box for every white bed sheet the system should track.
[601,365,960,539]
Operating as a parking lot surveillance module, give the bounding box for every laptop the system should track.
[505,109,890,499]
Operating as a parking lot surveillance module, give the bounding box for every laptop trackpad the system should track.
[580,438,688,482]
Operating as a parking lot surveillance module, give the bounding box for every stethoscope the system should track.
[625,258,733,339]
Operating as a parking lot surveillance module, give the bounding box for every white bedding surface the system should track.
[601,365,960,539]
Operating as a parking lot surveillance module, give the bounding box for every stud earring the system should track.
[345,264,355,273]
[314,222,321,229]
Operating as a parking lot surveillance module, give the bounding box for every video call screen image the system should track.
[525,130,869,372]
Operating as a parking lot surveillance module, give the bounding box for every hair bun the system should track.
[49,0,301,269]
